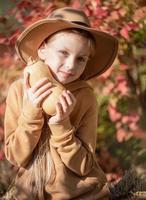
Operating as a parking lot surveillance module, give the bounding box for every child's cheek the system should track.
[45,53,56,66]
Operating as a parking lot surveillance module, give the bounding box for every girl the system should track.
[4,7,118,200]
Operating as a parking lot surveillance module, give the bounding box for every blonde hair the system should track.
[25,119,54,200]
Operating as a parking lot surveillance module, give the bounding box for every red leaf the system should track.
[116,128,127,142]
[132,128,146,139]
[128,22,139,31]
[72,0,81,9]
[95,7,108,19]
[110,10,120,20]
[120,26,130,40]
[103,82,115,95]
[120,22,139,40]
[115,79,129,96]
[0,36,7,44]
[122,114,140,124]
[133,7,146,22]
[118,8,127,17]
[17,1,32,10]
[0,52,14,68]
[120,63,129,70]
[108,104,122,122]
[115,122,122,129]
[116,75,125,82]
[8,29,21,45]
[106,173,121,183]
[85,5,93,17]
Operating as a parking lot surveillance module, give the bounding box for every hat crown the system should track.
[48,7,90,27]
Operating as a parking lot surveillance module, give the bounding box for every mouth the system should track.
[59,70,75,77]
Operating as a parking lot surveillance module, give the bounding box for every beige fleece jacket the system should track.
[4,78,107,200]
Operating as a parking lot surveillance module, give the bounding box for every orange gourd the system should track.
[25,60,65,115]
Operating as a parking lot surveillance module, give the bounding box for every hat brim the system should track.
[16,19,118,80]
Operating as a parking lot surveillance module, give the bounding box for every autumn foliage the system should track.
[0,0,146,195]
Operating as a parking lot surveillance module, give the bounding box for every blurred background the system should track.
[0,0,146,196]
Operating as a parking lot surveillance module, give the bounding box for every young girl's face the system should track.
[38,31,91,84]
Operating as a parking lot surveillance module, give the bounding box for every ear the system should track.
[37,46,46,60]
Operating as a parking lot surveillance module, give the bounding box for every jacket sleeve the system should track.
[49,88,98,176]
[4,80,44,167]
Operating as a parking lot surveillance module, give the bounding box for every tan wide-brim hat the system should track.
[16,7,118,80]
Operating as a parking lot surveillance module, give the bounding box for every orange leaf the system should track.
[120,26,130,40]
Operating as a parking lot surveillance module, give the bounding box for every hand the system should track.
[48,90,76,123]
[23,72,53,108]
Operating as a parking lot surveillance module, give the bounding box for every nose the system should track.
[64,56,75,71]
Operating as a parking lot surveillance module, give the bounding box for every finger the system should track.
[62,90,74,106]
[66,90,76,105]
[24,72,31,90]
[35,90,52,106]
[56,102,63,117]
[59,94,68,113]
[31,77,50,93]
[34,82,53,97]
